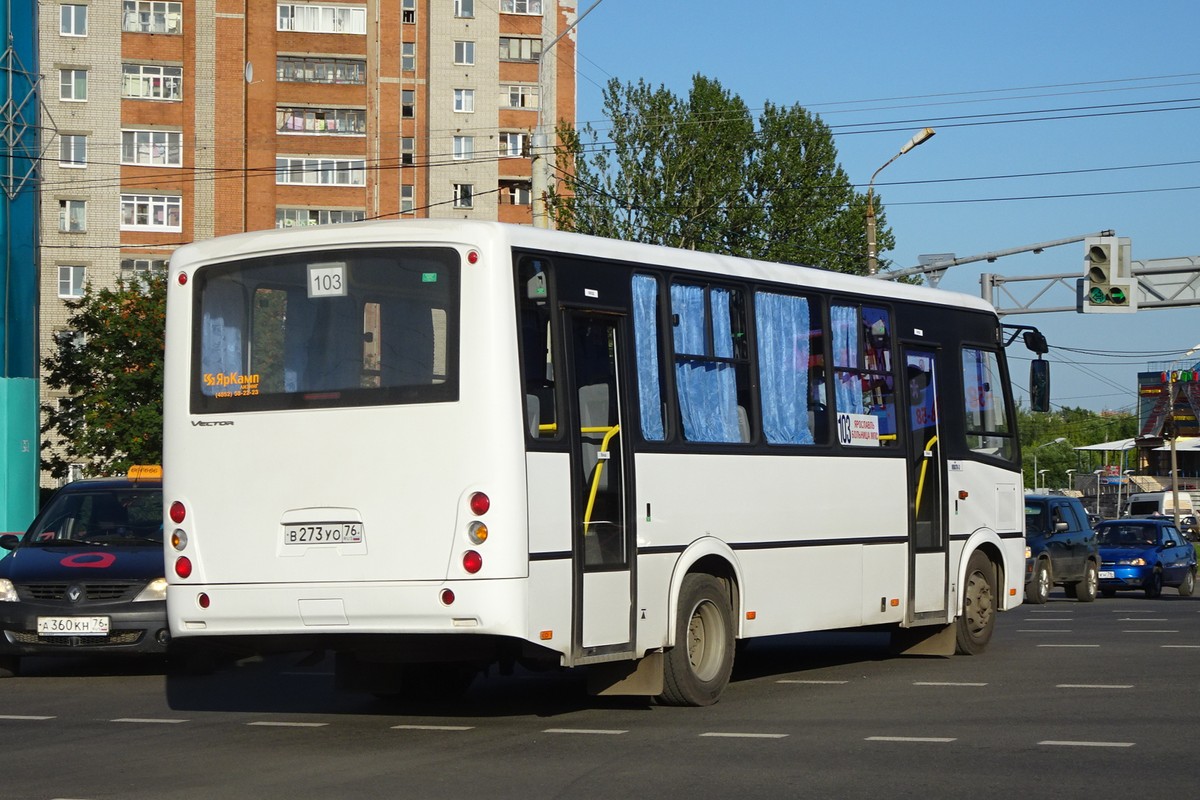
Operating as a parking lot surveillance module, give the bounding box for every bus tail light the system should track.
[440,589,455,605]
[171,530,188,551]
[174,556,192,579]
[469,491,490,516]
[468,521,488,544]
[170,501,186,524]
[462,551,482,574]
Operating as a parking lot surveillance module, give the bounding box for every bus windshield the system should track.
[191,246,460,413]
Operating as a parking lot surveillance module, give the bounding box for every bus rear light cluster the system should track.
[462,491,490,574]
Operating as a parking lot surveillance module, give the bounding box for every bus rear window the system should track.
[191,247,459,412]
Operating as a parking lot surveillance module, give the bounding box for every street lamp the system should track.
[866,127,935,275]
[1093,469,1105,517]
[1037,469,1048,493]
[1031,437,1068,493]
[1117,469,1136,517]
[1065,468,1076,491]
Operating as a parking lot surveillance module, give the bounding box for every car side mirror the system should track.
[0,534,19,551]
[1054,521,1068,532]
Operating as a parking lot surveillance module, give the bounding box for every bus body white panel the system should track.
[525,452,572,557]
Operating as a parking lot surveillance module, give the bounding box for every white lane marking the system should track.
[1036,644,1100,648]
[1018,629,1072,633]
[543,728,627,735]
[392,724,475,731]
[700,732,789,739]
[1028,609,1073,613]
[1118,617,1168,621]
[1056,684,1134,689]
[777,679,849,685]
[1162,644,1200,649]
[866,736,956,743]
[247,721,329,728]
[0,714,55,721]
[1111,609,1155,613]
[111,718,188,724]
[1040,740,1134,748]
[913,681,987,687]
[1123,630,1178,633]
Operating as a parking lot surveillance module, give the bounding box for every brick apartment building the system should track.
[38,0,577,483]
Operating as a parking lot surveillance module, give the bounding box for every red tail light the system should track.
[469,492,490,516]
[462,551,482,574]
[174,556,192,579]
[169,501,186,524]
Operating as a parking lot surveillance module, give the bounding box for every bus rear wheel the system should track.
[955,551,996,655]
[659,573,734,707]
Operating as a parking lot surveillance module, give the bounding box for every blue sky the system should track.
[569,0,1200,413]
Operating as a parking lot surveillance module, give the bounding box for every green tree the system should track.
[550,74,894,274]
[41,273,166,478]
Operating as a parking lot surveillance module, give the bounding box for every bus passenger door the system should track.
[904,348,949,619]
[565,311,635,660]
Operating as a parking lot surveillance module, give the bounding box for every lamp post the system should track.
[1065,468,1075,491]
[1037,470,1048,493]
[866,128,935,274]
[1118,469,1135,517]
[1031,437,1068,493]
[1093,469,1105,516]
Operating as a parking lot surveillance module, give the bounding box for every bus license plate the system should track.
[38,616,110,636]
[283,523,363,545]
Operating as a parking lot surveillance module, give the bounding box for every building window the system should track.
[401,184,414,213]
[59,199,86,232]
[59,134,87,167]
[276,208,366,227]
[121,129,182,166]
[401,137,414,166]
[401,42,415,72]
[454,0,473,18]
[121,194,182,231]
[499,37,541,62]
[60,4,88,36]
[277,3,367,34]
[500,0,541,14]
[123,1,182,33]
[453,184,473,209]
[504,181,531,206]
[453,89,474,113]
[277,55,366,84]
[275,157,367,186]
[58,265,86,298]
[501,84,538,110]
[452,136,473,161]
[59,69,87,101]
[498,132,527,158]
[277,106,367,134]
[402,0,415,23]
[402,90,415,118]
[454,41,475,66]
[120,258,168,279]
[122,64,183,101]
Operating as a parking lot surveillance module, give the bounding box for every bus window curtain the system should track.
[832,305,865,414]
[632,274,665,441]
[671,284,739,443]
[200,277,246,395]
[756,292,813,445]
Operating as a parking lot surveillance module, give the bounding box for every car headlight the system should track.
[1025,546,1032,559]
[0,578,17,602]
[1118,557,1147,567]
[134,577,167,602]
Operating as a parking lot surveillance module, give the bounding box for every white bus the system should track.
[163,220,1031,705]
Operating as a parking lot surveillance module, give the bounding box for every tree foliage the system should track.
[1017,404,1138,491]
[550,74,894,274]
[41,273,166,478]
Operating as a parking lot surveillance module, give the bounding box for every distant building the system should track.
[38,0,578,484]
[1136,361,1200,479]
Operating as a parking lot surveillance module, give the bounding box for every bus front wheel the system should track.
[955,551,996,655]
[659,573,734,707]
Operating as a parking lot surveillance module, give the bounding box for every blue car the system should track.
[1094,518,1197,598]
[0,467,166,677]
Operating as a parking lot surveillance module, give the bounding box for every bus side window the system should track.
[831,303,897,447]
[518,258,557,439]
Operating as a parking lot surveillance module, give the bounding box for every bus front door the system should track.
[904,348,949,620]
[566,311,635,661]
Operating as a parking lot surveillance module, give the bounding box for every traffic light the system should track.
[1078,235,1137,313]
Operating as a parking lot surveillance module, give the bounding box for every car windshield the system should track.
[1025,505,1049,535]
[23,487,163,546]
[1096,525,1159,547]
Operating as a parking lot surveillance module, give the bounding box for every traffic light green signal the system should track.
[1079,235,1136,313]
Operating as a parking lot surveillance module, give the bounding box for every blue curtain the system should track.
[756,292,813,445]
[832,305,864,414]
[200,278,246,395]
[632,274,665,441]
[671,284,739,442]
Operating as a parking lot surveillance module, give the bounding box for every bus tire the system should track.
[955,551,996,656]
[659,573,734,707]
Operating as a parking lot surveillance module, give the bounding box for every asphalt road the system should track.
[3,590,1198,800]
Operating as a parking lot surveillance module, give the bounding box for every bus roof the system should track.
[166,220,996,315]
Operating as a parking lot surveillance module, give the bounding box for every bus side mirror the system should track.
[1029,359,1050,412]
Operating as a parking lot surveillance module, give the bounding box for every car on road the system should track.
[1094,518,1197,598]
[1024,494,1100,604]
[0,466,167,678]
